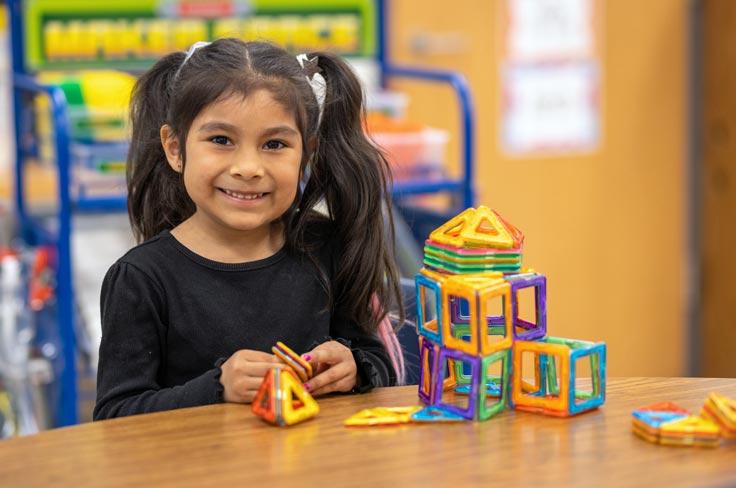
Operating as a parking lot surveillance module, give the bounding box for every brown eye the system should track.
[263,140,286,150]
[210,135,231,146]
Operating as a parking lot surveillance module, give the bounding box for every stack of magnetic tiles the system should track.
[412,206,607,422]
[701,392,736,439]
[631,393,736,447]
[632,401,721,447]
[422,208,523,274]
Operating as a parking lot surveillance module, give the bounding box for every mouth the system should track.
[218,188,269,201]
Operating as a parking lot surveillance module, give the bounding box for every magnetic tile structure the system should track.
[415,206,607,421]
[252,367,319,426]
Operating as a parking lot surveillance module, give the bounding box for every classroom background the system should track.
[0,0,733,435]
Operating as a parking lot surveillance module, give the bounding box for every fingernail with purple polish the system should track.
[302,354,312,361]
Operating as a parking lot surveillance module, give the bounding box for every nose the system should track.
[229,150,265,179]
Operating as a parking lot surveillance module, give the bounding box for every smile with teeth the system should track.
[220,188,267,200]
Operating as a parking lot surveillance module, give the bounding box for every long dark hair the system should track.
[127,39,405,379]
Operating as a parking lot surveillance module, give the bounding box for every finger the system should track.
[238,349,280,362]
[244,361,287,378]
[228,380,260,403]
[243,390,259,404]
[311,376,356,397]
[300,348,329,376]
[270,355,285,363]
[304,362,350,394]
[304,343,342,367]
[313,362,330,376]
[242,375,270,392]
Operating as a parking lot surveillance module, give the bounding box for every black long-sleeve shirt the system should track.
[94,222,395,420]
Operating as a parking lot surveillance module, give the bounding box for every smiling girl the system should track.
[94,39,404,419]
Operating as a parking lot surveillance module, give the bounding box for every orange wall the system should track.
[389,0,689,376]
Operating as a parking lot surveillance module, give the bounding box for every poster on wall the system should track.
[505,0,595,62]
[500,0,601,156]
[502,62,599,154]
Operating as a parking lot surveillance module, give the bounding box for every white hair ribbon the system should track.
[174,41,211,80]
[296,54,326,125]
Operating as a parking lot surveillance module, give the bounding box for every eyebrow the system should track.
[198,121,239,133]
[197,122,299,138]
[261,125,300,138]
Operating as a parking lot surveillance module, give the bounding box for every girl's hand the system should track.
[219,349,283,403]
[302,341,357,396]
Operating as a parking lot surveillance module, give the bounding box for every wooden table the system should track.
[0,378,734,487]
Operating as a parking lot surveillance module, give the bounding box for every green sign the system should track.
[24,0,376,71]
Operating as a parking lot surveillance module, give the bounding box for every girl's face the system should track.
[164,89,303,237]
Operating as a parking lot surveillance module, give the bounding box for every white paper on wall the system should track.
[507,0,595,62]
[502,62,600,154]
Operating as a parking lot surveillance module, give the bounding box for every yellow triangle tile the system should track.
[429,206,524,249]
[477,217,499,235]
[446,221,465,237]
[344,406,421,426]
[280,370,319,425]
[429,208,475,247]
[462,207,515,248]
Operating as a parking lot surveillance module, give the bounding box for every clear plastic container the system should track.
[71,141,128,197]
[366,90,409,120]
[370,127,449,182]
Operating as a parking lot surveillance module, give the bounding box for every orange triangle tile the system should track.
[496,212,524,247]
[251,369,277,424]
[636,401,690,414]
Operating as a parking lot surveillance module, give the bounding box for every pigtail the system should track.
[298,52,406,383]
[127,52,194,242]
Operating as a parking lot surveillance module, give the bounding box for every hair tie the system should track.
[296,54,326,125]
[174,41,211,80]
